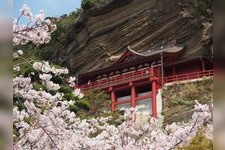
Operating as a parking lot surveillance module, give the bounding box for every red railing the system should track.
[164,70,213,83]
[78,69,156,91]
[78,68,213,91]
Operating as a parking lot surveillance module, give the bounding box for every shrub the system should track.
[191,0,212,19]
[76,100,90,111]
[69,104,78,113]
[81,0,94,9]
[63,93,76,101]
[81,89,110,113]
[49,90,57,95]
[13,124,20,139]
[58,85,72,94]
[51,75,63,84]
[20,64,37,77]
[13,97,26,111]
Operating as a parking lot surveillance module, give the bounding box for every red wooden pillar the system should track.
[150,77,157,118]
[109,87,116,112]
[152,80,157,118]
[129,82,136,108]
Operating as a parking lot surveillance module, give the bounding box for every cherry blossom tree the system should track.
[13,4,213,150]
[13,4,57,46]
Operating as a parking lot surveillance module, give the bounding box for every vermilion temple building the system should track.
[77,44,213,117]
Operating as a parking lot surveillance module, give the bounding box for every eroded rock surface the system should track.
[56,0,212,75]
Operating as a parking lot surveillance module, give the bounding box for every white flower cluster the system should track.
[33,61,68,75]
[73,88,84,99]
[13,49,23,72]
[67,77,84,99]
[35,10,45,23]
[45,81,60,91]
[20,4,33,20]
[68,76,76,87]
[14,4,57,46]
[13,76,33,95]
[13,49,23,59]
[13,66,20,72]
[13,97,213,150]
[13,60,84,150]
[39,73,52,81]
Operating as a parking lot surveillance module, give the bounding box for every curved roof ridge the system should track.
[127,45,147,56]
[128,44,185,56]
[127,45,166,57]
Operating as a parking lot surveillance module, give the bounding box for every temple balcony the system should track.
[77,67,161,91]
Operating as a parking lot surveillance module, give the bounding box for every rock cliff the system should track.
[55,0,212,75]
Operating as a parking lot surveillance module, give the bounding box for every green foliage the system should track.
[59,85,72,94]
[49,90,57,95]
[76,110,90,120]
[51,75,63,84]
[76,100,90,111]
[63,93,76,101]
[72,90,123,125]
[13,63,40,82]
[69,104,78,113]
[36,10,79,61]
[33,83,46,91]
[177,131,213,150]
[14,9,81,63]
[13,125,20,139]
[13,98,26,111]
[81,0,108,9]
[19,64,37,77]
[38,42,61,60]
[81,0,94,9]
[191,0,213,19]
[81,89,110,113]
[23,116,31,124]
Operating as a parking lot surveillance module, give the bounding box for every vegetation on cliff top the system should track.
[191,0,213,20]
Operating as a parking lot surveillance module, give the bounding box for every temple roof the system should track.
[113,44,185,65]
[79,44,185,78]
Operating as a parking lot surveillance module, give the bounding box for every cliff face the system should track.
[56,0,212,75]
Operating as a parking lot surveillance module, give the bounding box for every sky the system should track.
[0,0,12,18]
[13,0,81,23]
